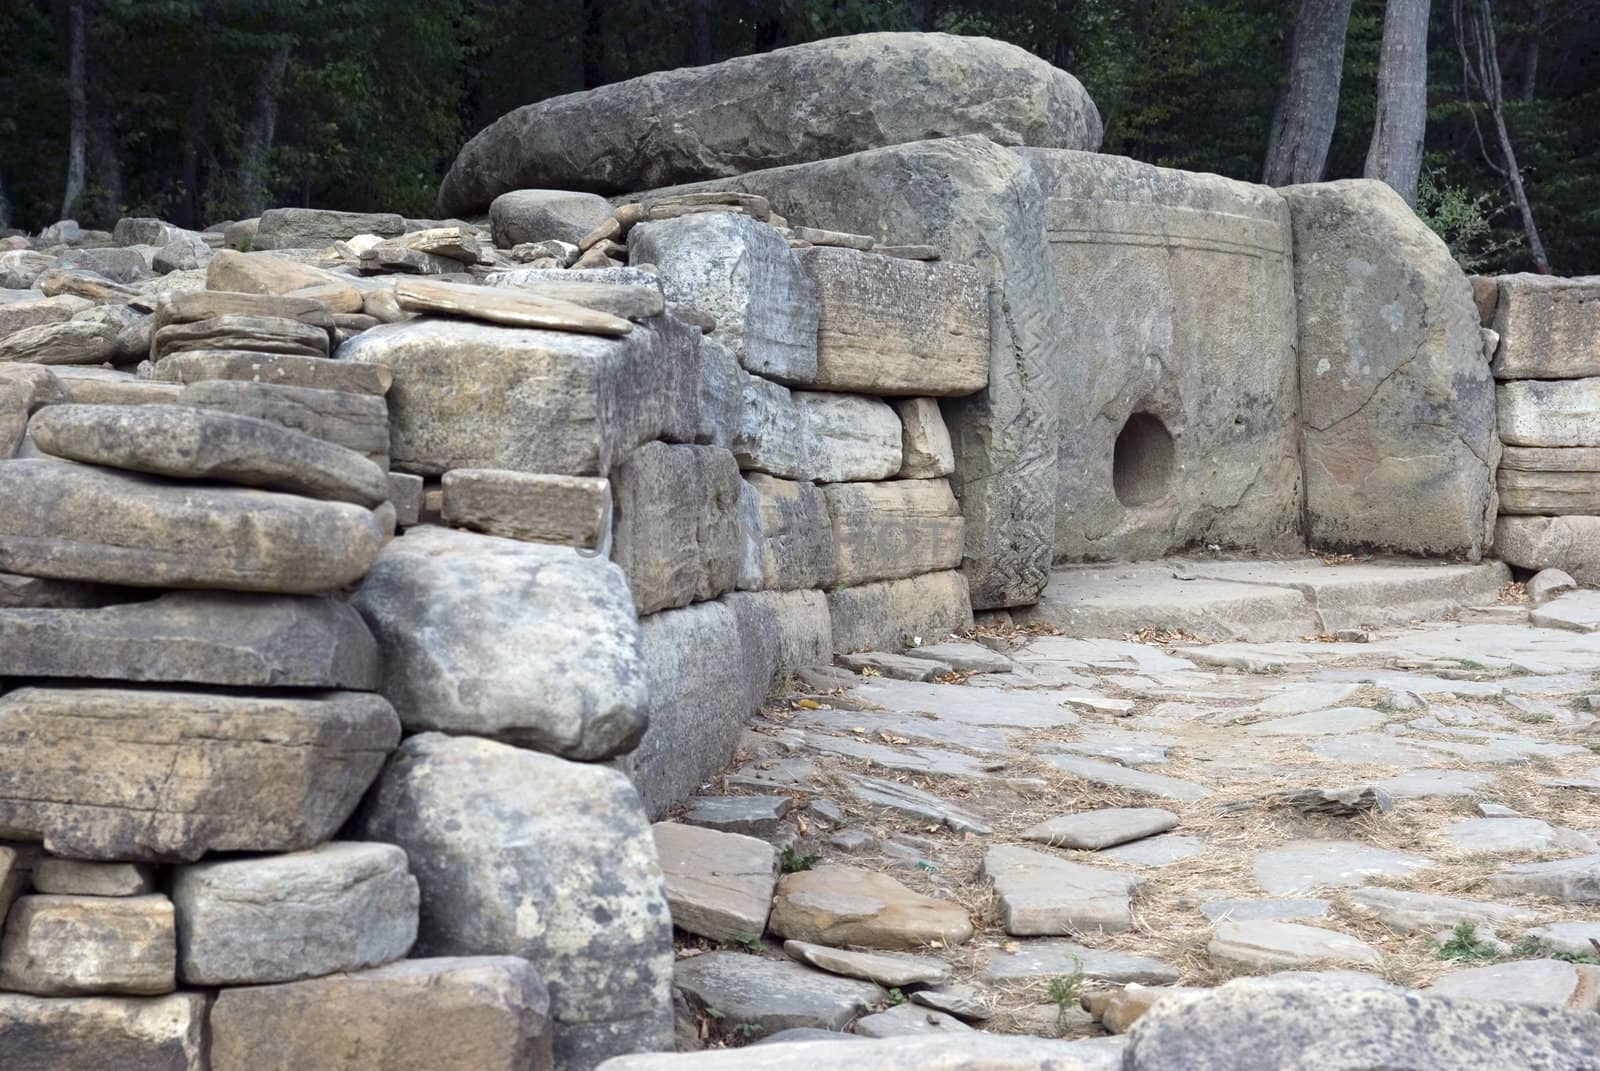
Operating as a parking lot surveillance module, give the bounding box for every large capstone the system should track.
[1282,179,1498,558]
[0,685,399,862]
[355,733,673,1070]
[437,32,1101,212]
[352,525,646,761]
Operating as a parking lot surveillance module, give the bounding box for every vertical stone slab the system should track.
[1282,179,1498,558]
[629,136,1066,610]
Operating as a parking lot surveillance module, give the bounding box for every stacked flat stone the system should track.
[1482,274,1600,583]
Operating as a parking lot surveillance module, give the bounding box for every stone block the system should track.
[151,349,392,396]
[352,525,645,760]
[177,379,389,466]
[652,822,776,942]
[1499,379,1600,448]
[209,956,552,1071]
[896,397,956,478]
[1283,179,1497,557]
[733,370,810,478]
[794,246,987,395]
[172,842,417,985]
[611,442,742,614]
[1490,273,1600,379]
[490,188,612,247]
[823,479,964,586]
[735,478,763,590]
[795,392,901,482]
[31,859,156,897]
[0,458,384,594]
[340,316,700,477]
[253,207,406,250]
[0,894,175,996]
[388,471,424,526]
[697,332,740,449]
[629,212,819,383]
[0,992,207,1071]
[827,570,973,653]
[1496,516,1600,585]
[355,734,673,1069]
[744,473,834,590]
[0,685,398,862]
[725,588,834,675]
[1498,468,1600,515]
[436,32,1100,211]
[769,865,974,949]
[442,468,611,549]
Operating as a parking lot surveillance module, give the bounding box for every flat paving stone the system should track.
[769,865,974,950]
[1252,840,1431,896]
[795,709,1009,753]
[1441,817,1598,855]
[910,984,991,1020]
[802,732,990,777]
[1052,732,1171,766]
[838,651,950,681]
[1428,958,1600,1011]
[783,940,952,988]
[1021,808,1180,851]
[653,823,776,943]
[1343,887,1541,934]
[1522,922,1600,957]
[1489,855,1600,902]
[847,679,1079,730]
[1254,682,1364,714]
[1041,755,1212,802]
[1208,920,1382,971]
[1374,769,1496,798]
[848,775,992,835]
[1530,592,1600,633]
[983,845,1144,935]
[672,951,885,1039]
[1099,834,1205,868]
[853,1003,973,1037]
[902,641,1014,674]
[683,795,792,838]
[980,940,1179,985]
[1199,898,1330,922]
[1310,734,1448,766]
[1245,707,1387,736]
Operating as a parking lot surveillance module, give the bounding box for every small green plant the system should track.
[1456,659,1488,671]
[781,845,819,873]
[1436,921,1500,963]
[1414,160,1509,272]
[1045,957,1085,1032]
[724,933,762,954]
[885,986,906,1006]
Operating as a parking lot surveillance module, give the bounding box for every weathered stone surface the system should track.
[1282,180,1496,557]
[681,795,792,838]
[152,349,391,396]
[896,397,956,478]
[177,378,389,464]
[625,596,781,818]
[389,472,424,526]
[355,733,674,1069]
[823,479,964,586]
[611,442,742,614]
[483,270,667,323]
[392,277,632,336]
[341,316,698,476]
[31,859,155,897]
[442,468,611,548]
[743,473,833,589]
[733,371,810,478]
[0,293,87,338]
[1208,919,1381,971]
[1429,959,1600,1012]
[1496,515,1600,585]
[983,844,1144,934]
[0,685,398,861]
[854,1003,973,1038]
[651,822,775,942]
[154,290,331,332]
[1490,273,1600,379]
[31,403,388,506]
[0,458,384,593]
[784,940,952,988]
[0,571,128,609]
[603,1036,1126,1070]
[205,250,361,309]
[1252,839,1431,896]
[0,320,120,364]
[1499,378,1600,448]
[1122,978,1600,1070]
[828,570,972,653]
[1499,468,1600,514]
[728,587,834,673]
[982,940,1179,985]
[838,650,951,681]
[253,207,405,250]
[54,247,149,283]
[1042,754,1212,802]
[770,865,974,949]
[209,956,553,1071]
[352,525,645,759]
[438,32,1100,211]
[152,313,330,360]
[0,992,207,1071]
[0,894,175,996]
[794,247,986,395]
[491,188,612,247]
[1344,887,1539,934]
[0,250,54,289]
[629,213,818,383]
[172,842,417,985]
[0,590,379,689]
[1021,808,1180,851]
[1443,816,1597,854]
[1523,922,1600,957]
[795,392,901,482]
[1489,855,1600,902]
[672,951,885,1041]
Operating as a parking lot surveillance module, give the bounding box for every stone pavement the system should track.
[651,559,1600,1061]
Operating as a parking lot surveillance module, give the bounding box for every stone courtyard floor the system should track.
[666,559,1600,1058]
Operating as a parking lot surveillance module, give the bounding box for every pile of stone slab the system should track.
[1481,273,1600,583]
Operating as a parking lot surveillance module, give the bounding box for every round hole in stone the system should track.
[1112,412,1175,508]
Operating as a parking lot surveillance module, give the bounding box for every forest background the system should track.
[0,0,1594,274]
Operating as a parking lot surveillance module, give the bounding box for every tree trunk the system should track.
[0,172,11,232]
[581,0,605,88]
[179,75,206,229]
[60,0,88,221]
[87,109,122,223]
[237,44,291,218]
[1453,0,1549,272]
[1364,0,1431,206]
[1262,0,1355,186]
[685,0,712,65]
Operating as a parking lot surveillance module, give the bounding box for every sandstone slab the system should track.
[172,842,418,985]
[352,525,646,760]
[652,822,776,943]
[0,894,175,996]
[828,570,972,653]
[1429,958,1600,1012]
[31,859,156,897]
[1491,274,1600,379]
[151,313,330,360]
[0,684,398,861]
[1489,855,1600,902]
[355,733,673,1068]
[795,392,901,482]
[1208,919,1381,971]
[441,468,611,549]
[611,442,742,614]
[1499,379,1600,447]
[253,207,405,250]
[177,379,389,464]
[1252,839,1430,896]
[983,844,1144,935]
[209,956,552,1071]
[981,939,1179,985]
[824,479,964,586]
[671,951,884,1041]
[854,1003,973,1038]
[0,992,207,1071]
[1022,808,1180,850]
[0,458,384,593]
[769,865,974,950]
[896,397,956,478]
[733,371,810,478]
[744,473,833,589]
[152,349,391,395]
[783,939,952,988]
[1344,887,1540,934]
[1498,467,1600,515]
